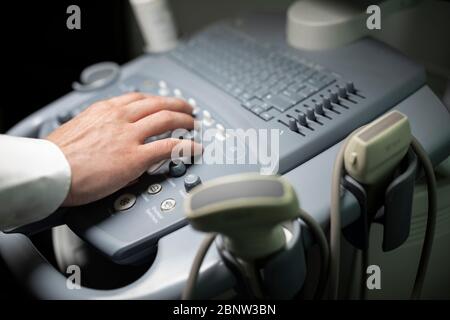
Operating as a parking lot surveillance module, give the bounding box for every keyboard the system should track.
[170,25,358,129]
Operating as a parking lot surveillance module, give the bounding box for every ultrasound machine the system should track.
[1,0,449,299]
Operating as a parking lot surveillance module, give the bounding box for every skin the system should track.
[46,92,201,207]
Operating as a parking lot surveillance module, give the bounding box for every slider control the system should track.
[346,82,356,94]
[338,86,348,99]
[288,118,299,132]
[330,91,339,104]
[306,108,316,121]
[322,97,333,110]
[315,102,325,116]
[297,113,308,127]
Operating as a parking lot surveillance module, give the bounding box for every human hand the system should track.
[47,93,201,206]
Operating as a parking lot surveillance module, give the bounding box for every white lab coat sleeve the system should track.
[0,134,71,231]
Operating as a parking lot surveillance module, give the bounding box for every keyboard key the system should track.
[242,101,253,109]
[297,85,317,99]
[245,82,261,92]
[231,87,243,97]
[264,94,294,112]
[224,82,234,92]
[169,27,340,121]
[259,108,280,121]
[259,102,271,110]
[242,98,262,109]
[270,82,288,94]
[254,87,270,99]
[241,92,253,101]
[282,90,307,104]
[307,77,327,90]
[286,83,303,93]
[259,112,274,121]
[251,106,264,115]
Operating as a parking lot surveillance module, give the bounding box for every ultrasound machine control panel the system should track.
[9,14,429,265]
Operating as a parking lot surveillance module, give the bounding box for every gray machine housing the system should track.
[26,14,427,264]
[1,13,449,299]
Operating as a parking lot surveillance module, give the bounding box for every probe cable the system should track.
[298,209,330,300]
[182,233,217,300]
[329,138,348,299]
[182,209,329,300]
[410,137,437,299]
[329,135,437,300]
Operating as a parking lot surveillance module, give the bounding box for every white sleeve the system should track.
[0,134,72,231]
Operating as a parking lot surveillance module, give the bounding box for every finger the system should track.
[108,92,149,106]
[134,110,195,139]
[138,138,203,165]
[125,97,193,122]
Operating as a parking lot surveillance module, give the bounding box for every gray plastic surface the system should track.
[1,13,449,299]
[1,84,447,299]
[54,15,428,263]
[72,62,120,92]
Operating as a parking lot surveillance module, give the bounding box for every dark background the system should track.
[0,0,294,300]
[0,1,134,134]
[0,0,134,299]
[0,0,295,134]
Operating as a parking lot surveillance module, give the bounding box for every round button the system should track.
[216,123,225,132]
[188,98,197,107]
[161,198,176,212]
[215,123,226,140]
[114,193,136,212]
[72,62,120,92]
[192,107,200,117]
[158,88,169,96]
[173,88,183,97]
[184,174,202,192]
[147,183,162,195]
[203,118,215,127]
[202,110,212,118]
[169,160,187,177]
[202,110,215,126]
[58,112,72,124]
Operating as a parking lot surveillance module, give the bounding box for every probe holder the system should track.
[342,148,418,251]
[216,220,307,299]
